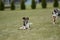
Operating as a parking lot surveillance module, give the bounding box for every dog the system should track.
[52,9,58,24]
[19,17,32,30]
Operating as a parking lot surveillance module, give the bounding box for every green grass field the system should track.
[0,3,60,40]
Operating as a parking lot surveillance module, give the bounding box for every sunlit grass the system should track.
[0,3,60,40]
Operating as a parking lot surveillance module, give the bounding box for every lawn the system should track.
[0,3,60,40]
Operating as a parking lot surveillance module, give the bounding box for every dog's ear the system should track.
[26,17,29,20]
[22,17,26,20]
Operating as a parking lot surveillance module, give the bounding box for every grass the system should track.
[0,3,60,40]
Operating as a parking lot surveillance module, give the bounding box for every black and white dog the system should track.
[19,17,32,29]
[52,8,58,24]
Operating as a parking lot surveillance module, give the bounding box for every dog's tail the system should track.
[28,23,33,25]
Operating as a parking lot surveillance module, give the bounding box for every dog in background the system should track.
[52,9,58,24]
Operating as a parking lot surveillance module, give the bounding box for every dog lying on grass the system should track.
[19,17,32,30]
